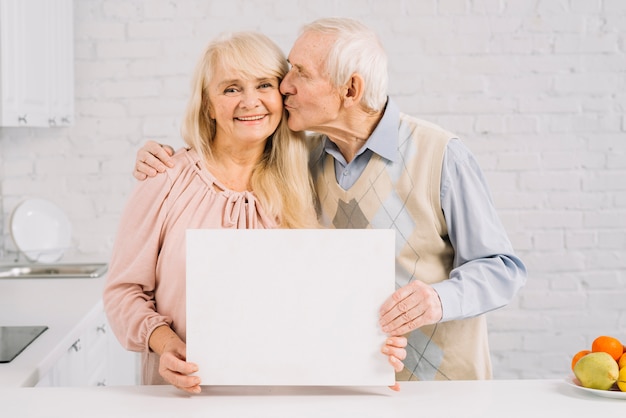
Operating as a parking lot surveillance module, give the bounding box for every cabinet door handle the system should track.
[48,117,57,126]
[61,116,70,124]
[96,324,107,334]
[70,339,82,352]
[97,379,107,387]
[18,114,28,124]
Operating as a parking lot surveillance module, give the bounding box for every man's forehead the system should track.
[288,32,331,68]
[294,31,333,50]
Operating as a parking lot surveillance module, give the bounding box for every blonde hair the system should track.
[301,18,388,111]
[181,32,318,228]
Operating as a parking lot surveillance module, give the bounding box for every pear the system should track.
[573,352,619,390]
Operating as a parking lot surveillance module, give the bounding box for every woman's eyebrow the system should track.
[218,77,275,86]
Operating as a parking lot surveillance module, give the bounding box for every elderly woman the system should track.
[103,32,319,394]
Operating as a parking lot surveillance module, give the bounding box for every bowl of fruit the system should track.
[568,335,626,399]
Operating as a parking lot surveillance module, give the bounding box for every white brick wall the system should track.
[0,0,624,380]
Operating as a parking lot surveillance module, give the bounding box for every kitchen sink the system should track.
[0,263,108,279]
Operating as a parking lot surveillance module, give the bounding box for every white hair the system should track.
[301,17,388,111]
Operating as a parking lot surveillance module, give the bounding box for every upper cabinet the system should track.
[0,0,74,127]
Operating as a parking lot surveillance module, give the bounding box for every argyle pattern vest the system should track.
[311,114,492,380]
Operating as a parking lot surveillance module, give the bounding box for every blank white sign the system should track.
[186,229,395,386]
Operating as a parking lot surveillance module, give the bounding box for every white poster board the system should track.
[186,229,395,386]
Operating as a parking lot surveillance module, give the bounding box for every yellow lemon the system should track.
[618,367,626,392]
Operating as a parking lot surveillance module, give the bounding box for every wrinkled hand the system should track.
[382,336,407,391]
[158,338,201,394]
[134,140,175,180]
[379,280,443,337]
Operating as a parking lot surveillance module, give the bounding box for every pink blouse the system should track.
[103,148,277,385]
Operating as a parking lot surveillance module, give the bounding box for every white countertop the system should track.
[0,273,106,387]
[2,266,624,416]
[0,380,624,417]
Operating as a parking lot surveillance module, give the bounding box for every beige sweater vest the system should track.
[312,114,492,380]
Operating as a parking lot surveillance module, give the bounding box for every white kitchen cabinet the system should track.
[0,0,74,127]
[35,309,139,387]
[106,321,141,386]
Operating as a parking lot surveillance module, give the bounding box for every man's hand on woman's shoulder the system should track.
[134,140,175,180]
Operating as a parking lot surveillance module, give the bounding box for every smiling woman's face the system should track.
[208,64,284,148]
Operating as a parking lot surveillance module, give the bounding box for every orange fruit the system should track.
[591,335,624,361]
[619,352,626,370]
[571,350,591,371]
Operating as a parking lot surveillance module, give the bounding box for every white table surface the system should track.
[0,271,106,387]
[2,268,624,416]
[0,380,624,417]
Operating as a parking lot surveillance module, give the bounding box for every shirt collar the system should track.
[322,97,399,163]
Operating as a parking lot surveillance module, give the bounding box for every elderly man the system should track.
[134,18,527,381]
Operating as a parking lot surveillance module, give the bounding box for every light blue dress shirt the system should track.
[322,99,526,322]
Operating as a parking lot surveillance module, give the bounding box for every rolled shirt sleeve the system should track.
[432,138,527,322]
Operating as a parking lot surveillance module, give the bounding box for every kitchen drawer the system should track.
[82,312,108,380]
[87,363,107,387]
[36,306,138,387]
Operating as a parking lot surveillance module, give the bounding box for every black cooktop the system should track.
[0,326,48,363]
